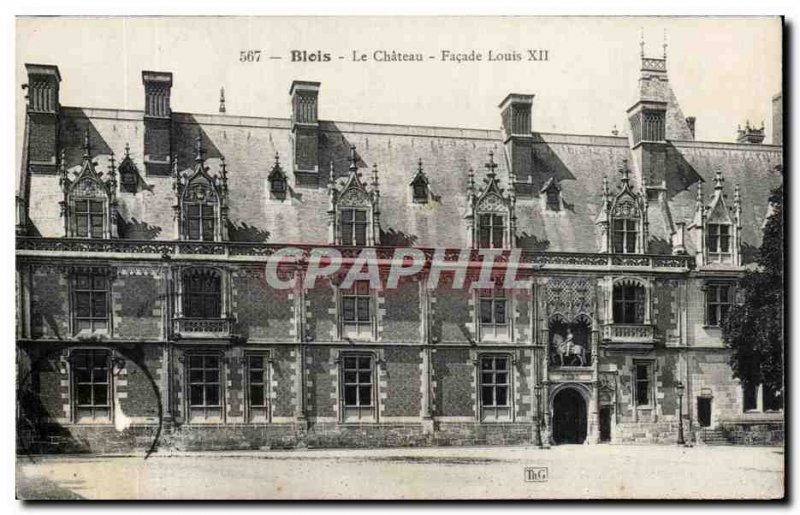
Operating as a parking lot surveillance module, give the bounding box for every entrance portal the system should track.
[552,388,588,444]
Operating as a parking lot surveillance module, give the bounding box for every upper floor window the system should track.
[706,223,731,261]
[341,354,376,422]
[268,153,288,201]
[612,218,638,254]
[71,349,111,423]
[706,283,733,327]
[478,214,505,249]
[412,180,428,203]
[479,355,511,421]
[185,202,216,241]
[187,354,223,423]
[546,187,561,212]
[613,282,645,324]
[341,208,368,246]
[73,272,109,333]
[641,110,666,142]
[183,269,222,319]
[73,198,106,238]
[480,289,508,340]
[341,280,373,339]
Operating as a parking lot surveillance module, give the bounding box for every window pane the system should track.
[354,224,367,246]
[344,371,357,383]
[344,357,357,369]
[342,297,355,321]
[190,385,204,405]
[494,300,506,324]
[495,358,507,371]
[249,356,263,370]
[344,385,357,406]
[358,357,371,369]
[250,386,265,407]
[189,369,203,383]
[358,386,372,406]
[76,385,93,405]
[91,293,107,317]
[205,385,220,406]
[495,373,508,385]
[76,215,89,237]
[341,227,353,246]
[206,356,219,368]
[495,386,508,406]
[187,219,200,240]
[186,205,200,217]
[205,370,219,384]
[636,365,648,380]
[636,382,649,405]
[189,355,203,368]
[480,300,493,324]
[249,370,264,384]
[481,358,492,370]
[93,385,108,405]
[202,219,215,241]
[358,372,371,384]
[354,210,367,222]
[481,386,494,406]
[75,292,91,317]
[482,373,494,385]
[356,298,370,321]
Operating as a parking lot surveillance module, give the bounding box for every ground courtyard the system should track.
[16,444,784,500]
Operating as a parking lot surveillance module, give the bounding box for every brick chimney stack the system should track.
[142,71,173,175]
[24,64,61,175]
[290,80,321,174]
[499,93,534,183]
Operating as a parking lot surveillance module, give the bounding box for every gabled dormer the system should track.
[267,152,288,201]
[540,176,562,212]
[59,130,118,239]
[328,146,381,246]
[173,135,230,242]
[466,151,516,249]
[117,143,146,194]
[409,158,431,204]
[687,170,742,266]
[596,160,648,254]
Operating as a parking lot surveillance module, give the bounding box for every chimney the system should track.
[498,93,534,183]
[24,64,61,175]
[736,121,765,144]
[142,71,173,175]
[772,92,782,145]
[685,117,696,140]
[290,80,321,173]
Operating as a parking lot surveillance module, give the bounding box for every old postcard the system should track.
[14,15,784,500]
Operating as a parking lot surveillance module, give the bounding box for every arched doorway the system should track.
[552,387,588,444]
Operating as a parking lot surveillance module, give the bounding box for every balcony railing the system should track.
[602,324,655,343]
[173,317,233,339]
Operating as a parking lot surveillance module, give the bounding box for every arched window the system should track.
[183,269,222,319]
[613,281,646,324]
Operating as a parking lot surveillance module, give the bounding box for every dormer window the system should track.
[268,152,288,201]
[546,188,560,212]
[410,158,430,203]
[175,135,230,242]
[479,214,505,249]
[117,143,142,194]
[74,198,106,238]
[706,223,731,261]
[341,208,368,246]
[612,217,638,254]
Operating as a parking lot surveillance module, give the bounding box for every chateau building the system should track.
[16,47,783,453]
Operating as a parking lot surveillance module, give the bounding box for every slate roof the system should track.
[22,79,783,263]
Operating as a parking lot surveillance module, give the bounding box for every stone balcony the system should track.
[602,323,655,343]
[172,317,233,340]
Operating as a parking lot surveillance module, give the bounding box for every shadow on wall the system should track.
[117,217,162,240]
[516,232,551,251]
[648,237,673,255]
[665,144,704,201]
[380,228,419,247]
[228,222,270,243]
[742,242,760,266]
[59,112,114,169]
[318,123,369,184]
[174,117,224,170]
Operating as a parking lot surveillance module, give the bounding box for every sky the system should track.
[16,16,781,150]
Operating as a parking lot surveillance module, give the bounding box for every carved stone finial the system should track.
[194,133,204,163]
[418,158,424,174]
[82,128,91,159]
[124,142,131,158]
[485,150,498,177]
[713,169,724,191]
[219,87,226,114]
[109,151,116,174]
[348,145,358,173]
[619,159,630,186]
[274,152,281,168]
[640,28,645,58]
[696,182,703,204]
[372,163,379,191]
[663,28,668,60]
[734,183,741,206]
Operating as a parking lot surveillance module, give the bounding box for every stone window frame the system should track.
[243,351,272,424]
[69,268,113,337]
[704,281,734,328]
[175,266,231,321]
[477,353,514,423]
[339,208,369,246]
[477,212,508,249]
[185,352,226,424]
[611,277,650,325]
[338,280,377,341]
[706,222,733,264]
[338,351,378,423]
[742,383,783,414]
[67,347,114,425]
[476,287,511,342]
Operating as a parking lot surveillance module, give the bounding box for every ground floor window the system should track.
[743,383,783,413]
[188,354,223,423]
[341,354,375,422]
[246,354,270,423]
[71,349,111,423]
[479,355,511,421]
[633,362,652,407]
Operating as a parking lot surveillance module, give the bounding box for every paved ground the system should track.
[16,444,784,500]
